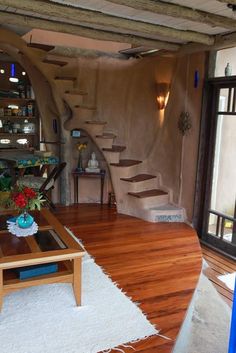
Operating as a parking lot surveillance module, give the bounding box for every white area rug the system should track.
[0,232,158,353]
[219,272,236,291]
[173,274,231,353]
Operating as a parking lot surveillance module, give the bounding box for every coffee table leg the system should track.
[73,258,81,306]
[0,269,3,311]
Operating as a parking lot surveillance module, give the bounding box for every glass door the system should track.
[202,83,236,257]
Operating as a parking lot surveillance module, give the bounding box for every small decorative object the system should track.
[85,152,100,173]
[178,111,192,136]
[71,129,81,138]
[16,211,34,229]
[76,142,87,171]
[194,70,199,88]
[7,186,44,236]
[225,63,232,77]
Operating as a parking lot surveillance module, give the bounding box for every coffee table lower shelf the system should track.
[0,258,82,310]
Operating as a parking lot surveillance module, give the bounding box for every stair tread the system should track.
[85,121,107,125]
[43,59,68,66]
[103,145,126,152]
[55,76,76,81]
[121,174,156,182]
[96,133,116,139]
[74,105,96,110]
[65,90,88,95]
[110,160,142,167]
[27,43,55,51]
[128,189,168,198]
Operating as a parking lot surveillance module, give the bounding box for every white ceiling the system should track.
[50,0,236,35]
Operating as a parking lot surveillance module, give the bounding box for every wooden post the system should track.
[73,258,82,306]
[0,269,3,312]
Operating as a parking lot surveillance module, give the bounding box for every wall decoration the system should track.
[194,70,199,88]
[178,112,192,136]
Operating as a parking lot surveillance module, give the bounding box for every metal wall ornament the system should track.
[178,112,192,135]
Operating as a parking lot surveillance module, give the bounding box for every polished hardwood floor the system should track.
[202,244,235,307]
[55,204,202,353]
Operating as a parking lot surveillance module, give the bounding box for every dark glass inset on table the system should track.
[35,230,67,252]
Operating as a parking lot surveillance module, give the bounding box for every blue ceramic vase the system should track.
[17,211,34,229]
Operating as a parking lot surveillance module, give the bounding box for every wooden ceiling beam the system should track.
[0,12,180,52]
[178,30,236,55]
[107,0,236,30]
[0,0,214,45]
[217,0,236,4]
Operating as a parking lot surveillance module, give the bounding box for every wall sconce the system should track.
[156,82,170,110]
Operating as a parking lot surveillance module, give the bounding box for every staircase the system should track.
[17,42,186,223]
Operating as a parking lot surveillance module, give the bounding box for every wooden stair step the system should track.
[55,76,76,81]
[65,90,88,96]
[110,159,142,167]
[74,105,96,110]
[96,133,116,139]
[85,121,107,125]
[27,43,55,52]
[128,189,167,198]
[121,174,156,183]
[43,59,68,66]
[103,145,126,152]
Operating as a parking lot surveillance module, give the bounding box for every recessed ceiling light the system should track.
[22,71,26,76]
[0,69,4,74]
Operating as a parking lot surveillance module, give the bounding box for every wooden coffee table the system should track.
[0,208,85,311]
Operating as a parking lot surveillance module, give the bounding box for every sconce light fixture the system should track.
[156,82,170,110]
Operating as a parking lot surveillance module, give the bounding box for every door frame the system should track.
[193,75,236,258]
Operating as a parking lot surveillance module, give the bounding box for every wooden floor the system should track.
[202,244,235,307]
[55,204,202,353]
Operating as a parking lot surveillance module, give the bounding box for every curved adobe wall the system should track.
[62,53,205,220]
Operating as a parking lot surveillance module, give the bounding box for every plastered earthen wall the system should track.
[62,52,206,220]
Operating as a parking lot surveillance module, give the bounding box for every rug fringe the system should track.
[66,227,172,352]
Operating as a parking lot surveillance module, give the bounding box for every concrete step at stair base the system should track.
[121,204,185,223]
[145,204,186,222]
[128,189,169,208]
[121,174,159,193]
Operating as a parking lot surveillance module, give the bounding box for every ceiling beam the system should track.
[107,0,236,30]
[0,0,214,45]
[178,30,236,55]
[217,0,236,4]
[0,12,180,51]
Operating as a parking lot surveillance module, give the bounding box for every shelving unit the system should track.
[0,62,39,150]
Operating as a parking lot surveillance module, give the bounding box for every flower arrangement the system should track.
[76,142,87,171]
[77,142,87,151]
[8,186,44,211]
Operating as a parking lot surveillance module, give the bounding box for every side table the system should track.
[72,170,106,204]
